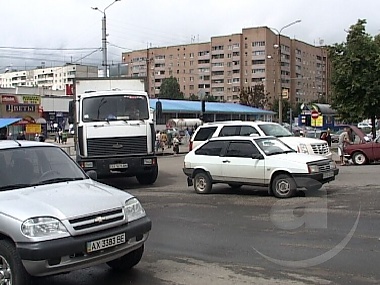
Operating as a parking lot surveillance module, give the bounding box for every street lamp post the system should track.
[271,20,301,124]
[92,0,121,77]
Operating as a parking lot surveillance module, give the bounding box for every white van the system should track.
[189,121,331,159]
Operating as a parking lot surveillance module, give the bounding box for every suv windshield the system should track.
[258,124,293,137]
[0,146,87,190]
[82,94,149,122]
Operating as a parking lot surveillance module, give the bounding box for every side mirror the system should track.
[86,170,98,180]
[252,153,264,160]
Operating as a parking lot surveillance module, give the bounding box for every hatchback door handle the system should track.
[222,160,230,163]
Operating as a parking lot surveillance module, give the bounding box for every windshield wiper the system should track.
[37,177,86,185]
[0,184,34,191]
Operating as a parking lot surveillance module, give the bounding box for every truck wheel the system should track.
[271,174,297,198]
[136,167,158,185]
[352,152,367,165]
[194,171,212,194]
[107,245,144,271]
[0,240,30,285]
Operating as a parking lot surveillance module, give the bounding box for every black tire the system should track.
[193,171,212,194]
[271,174,297,198]
[107,245,144,271]
[0,240,30,285]
[228,183,242,189]
[136,167,158,185]
[352,152,367,165]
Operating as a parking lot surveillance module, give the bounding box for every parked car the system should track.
[344,135,380,165]
[189,121,332,159]
[0,140,151,284]
[183,136,338,198]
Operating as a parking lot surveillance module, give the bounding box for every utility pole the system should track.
[92,0,121,77]
[272,20,301,124]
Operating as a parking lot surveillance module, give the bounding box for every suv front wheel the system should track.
[271,174,297,198]
[0,240,30,285]
[193,172,212,194]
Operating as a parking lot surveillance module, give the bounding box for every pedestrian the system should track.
[155,130,161,152]
[325,128,332,147]
[35,134,39,141]
[160,132,168,151]
[58,129,63,144]
[338,127,351,166]
[320,128,332,147]
[172,135,180,155]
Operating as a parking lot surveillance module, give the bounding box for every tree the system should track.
[158,76,184,100]
[272,98,297,123]
[239,83,270,109]
[328,19,380,138]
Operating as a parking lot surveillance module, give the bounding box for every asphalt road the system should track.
[35,156,379,285]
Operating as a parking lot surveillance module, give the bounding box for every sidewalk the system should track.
[47,137,339,161]
[46,137,189,157]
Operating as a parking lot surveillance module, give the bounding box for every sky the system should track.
[1,0,379,71]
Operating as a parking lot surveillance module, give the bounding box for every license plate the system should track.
[323,171,334,179]
[109,163,128,169]
[87,233,126,253]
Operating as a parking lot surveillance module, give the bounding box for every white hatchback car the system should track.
[189,121,332,159]
[183,136,338,198]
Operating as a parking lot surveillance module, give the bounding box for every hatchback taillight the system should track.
[189,141,193,151]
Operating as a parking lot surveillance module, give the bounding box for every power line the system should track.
[0,46,99,51]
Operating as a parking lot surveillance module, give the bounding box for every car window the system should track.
[256,137,294,155]
[225,141,260,158]
[193,127,217,141]
[219,126,239,137]
[240,126,259,136]
[195,140,226,156]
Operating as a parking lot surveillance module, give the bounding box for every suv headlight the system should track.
[22,217,68,238]
[125,198,146,222]
[298,143,309,154]
[308,165,319,173]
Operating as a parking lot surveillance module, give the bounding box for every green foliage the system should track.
[272,98,298,123]
[239,83,271,109]
[328,19,380,136]
[158,76,184,100]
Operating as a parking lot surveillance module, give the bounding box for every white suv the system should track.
[189,121,331,159]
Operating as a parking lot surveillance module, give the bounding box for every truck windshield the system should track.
[82,95,149,122]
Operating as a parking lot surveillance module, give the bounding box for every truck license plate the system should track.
[323,171,334,179]
[109,163,128,169]
[87,233,126,253]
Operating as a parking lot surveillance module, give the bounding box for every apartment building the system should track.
[122,26,329,106]
[0,64,98,92]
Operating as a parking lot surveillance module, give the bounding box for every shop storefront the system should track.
[0,94,46,139]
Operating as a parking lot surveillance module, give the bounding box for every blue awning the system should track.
[0,118,22,129]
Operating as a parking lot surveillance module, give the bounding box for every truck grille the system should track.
[69,208,124,231]
[87,136,147,156]
[311,143,329,156]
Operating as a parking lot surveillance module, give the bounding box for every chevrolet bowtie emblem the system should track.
[94,216,106,223]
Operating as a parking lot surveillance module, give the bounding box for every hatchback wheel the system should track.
[194,172,212,194]
[272,174,296,198]
[352,152,367,165]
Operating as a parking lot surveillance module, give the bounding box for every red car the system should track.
[344,126,377,165]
